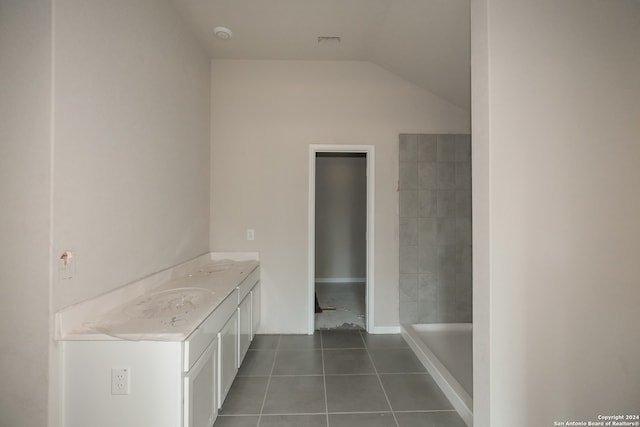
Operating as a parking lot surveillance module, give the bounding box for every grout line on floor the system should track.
[360,330,401,427]
[216,414,260,419]
[377,371,433,375]
[269,374,324,377]
[321,348,367,351]
[256,335,280,426]
[258,412,328,416]
[319,332,331,427]
[324,373,379,377]
[321,347,368,351]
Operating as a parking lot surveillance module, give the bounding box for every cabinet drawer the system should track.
[184,290,238,372]
[237,267,260,304]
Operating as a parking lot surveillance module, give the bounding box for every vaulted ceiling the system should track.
[171,0,470,110]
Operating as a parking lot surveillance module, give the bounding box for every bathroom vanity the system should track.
[57,254,260,427]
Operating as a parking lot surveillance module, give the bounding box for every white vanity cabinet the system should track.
[62,336,216,427]
[60,261,260,427]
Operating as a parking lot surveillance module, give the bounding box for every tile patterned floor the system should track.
[214,330,466,427]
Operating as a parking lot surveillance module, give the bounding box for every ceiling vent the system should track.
[317,36,341,44]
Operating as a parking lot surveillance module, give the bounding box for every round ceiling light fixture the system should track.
[214,26,233,40]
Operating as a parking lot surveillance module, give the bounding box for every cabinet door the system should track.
[238,295,251,367]
[63,341,182,427]
[251,282,261,340]
[184,340,217,427]
[217,312,238,408]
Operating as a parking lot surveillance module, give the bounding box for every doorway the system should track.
[308,145,375,334]
[315,152,366,330]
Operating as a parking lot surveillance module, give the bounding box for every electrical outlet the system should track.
[246,229,255,241]
[111,368,130,395]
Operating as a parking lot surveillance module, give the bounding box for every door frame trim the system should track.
[308,144,375,334]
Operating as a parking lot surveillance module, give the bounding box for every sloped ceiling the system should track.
[171,0,470,110]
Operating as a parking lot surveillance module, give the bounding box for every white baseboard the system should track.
[369,326,401,334]
[315,277,366,284]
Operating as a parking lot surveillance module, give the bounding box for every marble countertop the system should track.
[57,256,258,341]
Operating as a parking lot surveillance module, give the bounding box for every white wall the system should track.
[1,1,210,426]
[315,155,367,281]
[52,0,211,311]
[472,1,640,425]
[210,60,469,333]
[0,2,52,426]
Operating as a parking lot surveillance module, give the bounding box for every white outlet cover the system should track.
[111,367,130,395]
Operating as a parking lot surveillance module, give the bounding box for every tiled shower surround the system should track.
[399,134,472,324]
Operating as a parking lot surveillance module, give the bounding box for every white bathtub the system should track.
[401,323,473,427]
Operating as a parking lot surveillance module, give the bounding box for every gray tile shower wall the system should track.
[399,134,472,324]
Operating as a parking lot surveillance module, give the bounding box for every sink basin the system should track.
[197,263,233,274]
[123,287,216,319]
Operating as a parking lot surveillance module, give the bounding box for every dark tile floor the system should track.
[214,330,466,427]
